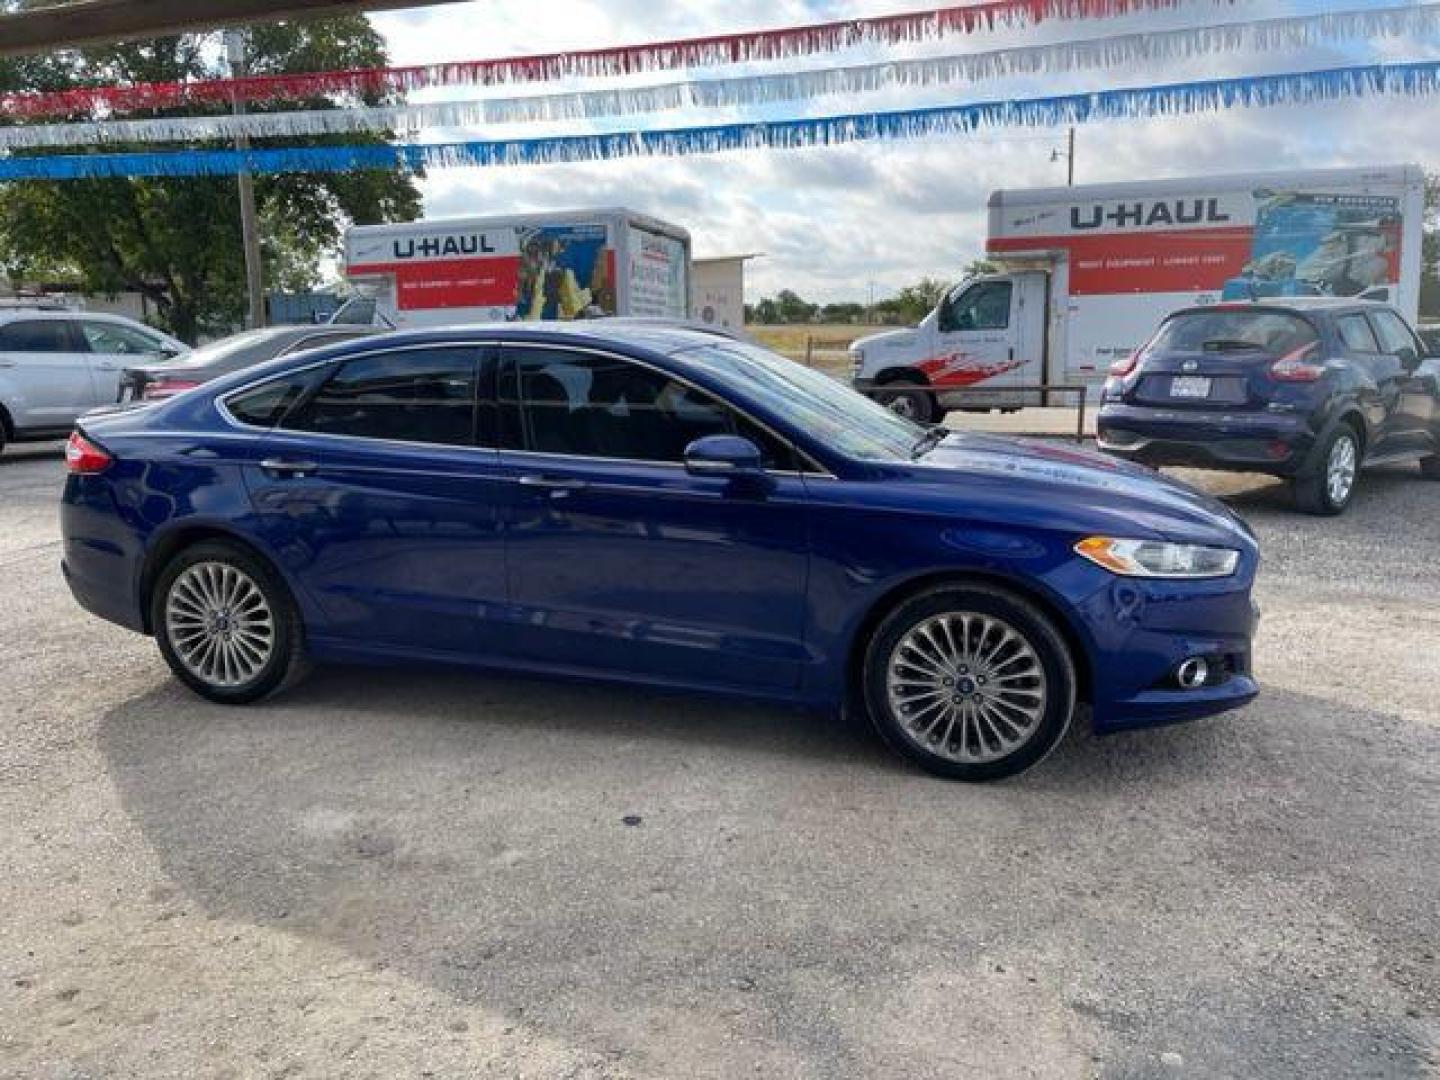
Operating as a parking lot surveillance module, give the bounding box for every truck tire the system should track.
[875,384,939,425]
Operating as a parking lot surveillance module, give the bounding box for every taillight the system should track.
[1109,350,1141,377]
[141,377,200,401]
[65,431,113,474]
[1269,342,1325,382]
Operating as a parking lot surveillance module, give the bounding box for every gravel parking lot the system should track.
[1,438,1437,1079]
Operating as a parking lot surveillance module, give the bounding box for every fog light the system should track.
[1176,657,1210,689]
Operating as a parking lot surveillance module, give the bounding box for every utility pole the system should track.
[226,29,266,329]
[1051,126,1076,186]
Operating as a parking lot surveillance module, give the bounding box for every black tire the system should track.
[1293,423,1361,516]
[861,584,1077,781]
[1420,454,1440,480]
[150,539,309,704]
[874,383,939,425]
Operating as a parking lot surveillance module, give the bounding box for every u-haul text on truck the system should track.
[337,208,691,328]
[850,165,1425,423]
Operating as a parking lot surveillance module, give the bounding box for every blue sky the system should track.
[367,0,1440,303]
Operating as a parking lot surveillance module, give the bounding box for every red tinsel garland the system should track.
[0,0,1197,120]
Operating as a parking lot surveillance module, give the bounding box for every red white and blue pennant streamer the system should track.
[2,61,1435,181]
[1,4,1433,149]
[0,0,1218,120]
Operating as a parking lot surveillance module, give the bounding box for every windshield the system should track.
[1149,309,1319,355]
[677,340,925,461]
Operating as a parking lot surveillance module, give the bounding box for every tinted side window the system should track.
[1335,314,1380,353]
[501,349,796,468]
[943,282,1012,332]
[227,369,327,427]
[0,320,75,353]
[1369,309,1420,356]
[80,321,166,355]
[282,348,479,446]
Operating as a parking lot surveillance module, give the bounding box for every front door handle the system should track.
[260,457,319,477]
[518,474,588,494]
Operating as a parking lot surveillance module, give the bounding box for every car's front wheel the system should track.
[862,584,1076,781]
[1294,425,1360,515]
[151,540,308,704]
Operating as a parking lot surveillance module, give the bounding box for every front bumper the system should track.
[1097,404,1316,476]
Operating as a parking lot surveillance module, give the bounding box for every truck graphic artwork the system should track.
[1221,192,1402,301]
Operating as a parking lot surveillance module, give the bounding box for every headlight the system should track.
[1074,536,1239,578]
[849,349,863,378]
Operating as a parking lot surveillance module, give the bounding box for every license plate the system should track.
[1170,376,1212,399]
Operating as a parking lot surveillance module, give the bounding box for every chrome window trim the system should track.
[217,337,835,478]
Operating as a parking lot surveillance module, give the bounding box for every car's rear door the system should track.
[0,318,97,430]
[493,343,812,692]
[237,342,513,656]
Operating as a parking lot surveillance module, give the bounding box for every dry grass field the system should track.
[747,323,883,373]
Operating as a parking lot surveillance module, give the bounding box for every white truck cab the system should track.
[850,270,1050,423]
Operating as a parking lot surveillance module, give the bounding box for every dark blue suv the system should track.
[62,324,1259,781]
[1097,299,1440,514]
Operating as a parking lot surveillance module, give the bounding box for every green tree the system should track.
[0,17,420,342]
[892,277,948,324]
[774,288,818,323]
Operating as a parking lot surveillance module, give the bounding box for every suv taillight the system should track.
[65,431,112,474]
[1269,342,1325,382]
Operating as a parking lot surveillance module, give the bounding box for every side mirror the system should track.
[684,434,763,478]
[1397,345,1420,371]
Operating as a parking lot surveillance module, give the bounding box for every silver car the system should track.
[0,307,186,455]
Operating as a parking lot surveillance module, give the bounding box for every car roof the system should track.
[331,321,743,357]
[1167,298,1395,323]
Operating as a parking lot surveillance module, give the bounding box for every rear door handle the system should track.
[260,457,319,477]
[518,474,588,493]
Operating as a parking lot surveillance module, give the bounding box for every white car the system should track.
[0,307,186,455]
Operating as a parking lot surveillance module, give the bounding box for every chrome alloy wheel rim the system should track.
[1327,434,1357,506]
[885,612,1047,764]
[165,562,275,688]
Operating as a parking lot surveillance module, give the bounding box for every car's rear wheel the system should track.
[874,382,939,425]
[1294,425,1360,515]
[862,584,1076,781]
[151,540,308,704]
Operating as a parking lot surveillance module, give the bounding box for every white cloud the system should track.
[367,1,1440,304]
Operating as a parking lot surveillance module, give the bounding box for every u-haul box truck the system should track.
[336,207,691,328]
[850,164,1425,422]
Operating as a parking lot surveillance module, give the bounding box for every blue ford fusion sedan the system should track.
[61,324,1259,780]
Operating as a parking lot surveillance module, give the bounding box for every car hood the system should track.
[851,327,921,352]
[906,432,1254,546]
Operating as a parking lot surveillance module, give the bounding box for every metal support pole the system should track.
[227,30,265,330]
[1067,127,1076,187]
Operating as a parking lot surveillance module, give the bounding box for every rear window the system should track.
[1148,310,1319,356]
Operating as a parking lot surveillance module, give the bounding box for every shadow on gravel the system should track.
[96,667,1439,1077]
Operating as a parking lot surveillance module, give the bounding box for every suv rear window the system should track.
[1148,310,1319,356]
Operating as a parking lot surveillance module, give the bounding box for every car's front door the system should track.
[76,320,177,404]
[238,343,512,655]
[0,318,96,430]
[494,344,812,692]
[1366,308,1437,457]
[930,279,1021,392]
